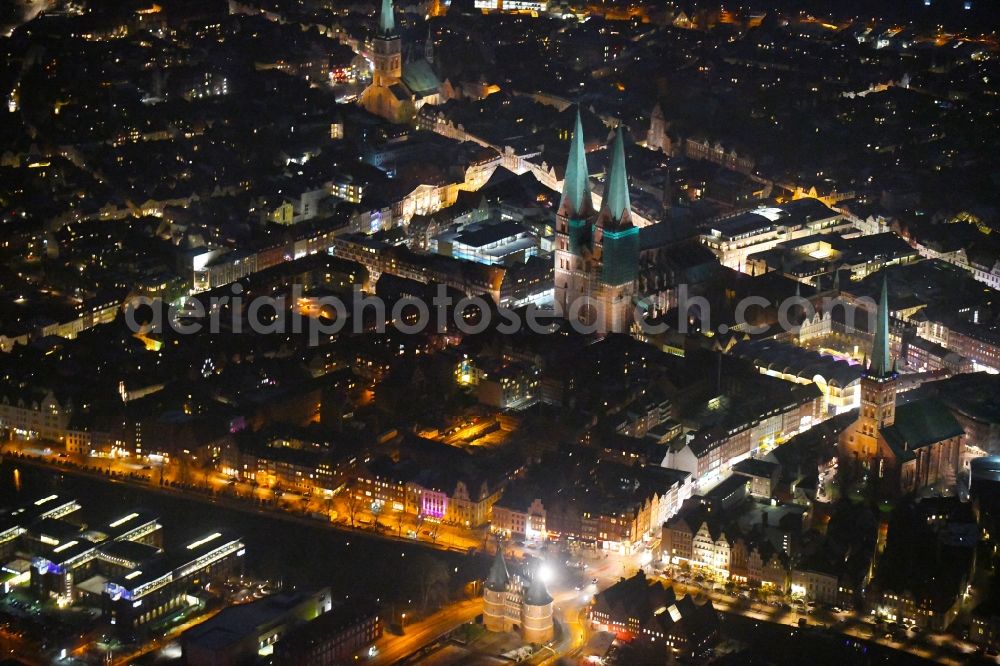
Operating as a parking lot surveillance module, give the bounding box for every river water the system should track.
[0,461,485,605]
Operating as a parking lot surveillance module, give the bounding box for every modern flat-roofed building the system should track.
[434,220,539,266]
[701,199,848,272]
[274,600,382,665]
[3,496,243,633]
[182,588,333,666]
[96,529,245,630]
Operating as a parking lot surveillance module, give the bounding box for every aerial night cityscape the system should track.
[2,0,1000,665]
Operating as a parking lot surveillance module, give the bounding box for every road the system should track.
[369,598,483,665]
[4,444,985,665]
[536,550,983,666]
[538,595,589,666]
[2,444,485,557]
[111,607,221,666]
[661,576,978,666]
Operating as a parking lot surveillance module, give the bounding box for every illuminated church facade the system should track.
[837,277,966,495]
[553,113,639,334]
[360,0,442,123]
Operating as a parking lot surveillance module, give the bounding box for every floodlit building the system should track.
[181,588,335,666]
[483,547,554,644]
[553,114,639,333]
[590,571,720,659]
[434,220,540,266]
[838,277,966,494]
[0,388,92,453]
[359,0,441,123]
[1,495,243,633]
[700,199,850,272]
[729,339,863,416]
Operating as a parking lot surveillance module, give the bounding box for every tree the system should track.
[395,510,406,536]
[345,491,362,527]
[178,455,192,484]
[416,554,451,613]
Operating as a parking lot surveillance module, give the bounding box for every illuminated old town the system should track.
[1,0,1000,663]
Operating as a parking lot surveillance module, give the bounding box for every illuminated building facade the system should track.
[359,0,442,123]
[553,113,639,333]
[700,199,848,272]
[95,529,245,630]
[351,437,510,527]
[838,276,966,494]
[483,547,554,643]
[663,383,822,487]
[3,496,243,632]
[473,0,546,12]
[660,510,792,591]
[0,388,92,453]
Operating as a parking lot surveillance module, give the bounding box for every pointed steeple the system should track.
[485,547,509,592]
[559,109,593,219]
[601,126,632,227]
[524,568,553,606]
[378,0,396,36]
[832,269,841,292]
[424,26,435,64]
[869,274,892,377]
[661,165,672,212]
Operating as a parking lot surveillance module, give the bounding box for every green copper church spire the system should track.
[603,126,631,226]
[559,109,592,219]
[870,274,892,377]
[378,0,395,36]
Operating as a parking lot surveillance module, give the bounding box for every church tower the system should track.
[592,127,640,333]
[424,26,435,66]
[839,275,898,463]
[647,102,671,154]
[372,0,401,86]
[553,117,639,334]
[554,109,596,320]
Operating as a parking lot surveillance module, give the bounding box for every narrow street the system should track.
[368,598,483,665]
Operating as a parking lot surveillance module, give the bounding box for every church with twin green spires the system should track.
[553,112,640,334]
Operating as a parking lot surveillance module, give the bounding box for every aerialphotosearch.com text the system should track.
[124,283,877,346]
